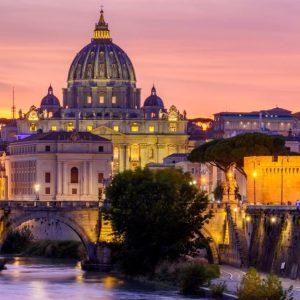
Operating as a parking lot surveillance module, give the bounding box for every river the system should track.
[0,257,208,300]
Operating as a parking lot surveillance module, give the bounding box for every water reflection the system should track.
[0,257,206,300]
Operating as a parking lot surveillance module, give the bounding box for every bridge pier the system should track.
[82,243,112,271]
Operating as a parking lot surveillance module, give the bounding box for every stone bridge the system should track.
[201,203,248,268]
[204,204,300,279]
[0,201,112,267]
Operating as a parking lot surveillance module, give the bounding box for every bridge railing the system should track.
[0,201,100,209]
[247,205,299,211]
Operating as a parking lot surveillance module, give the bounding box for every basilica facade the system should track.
[14,9,189,174]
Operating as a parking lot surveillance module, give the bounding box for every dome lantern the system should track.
[93,8,111,41]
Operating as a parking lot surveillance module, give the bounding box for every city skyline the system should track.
[1,0,300,118]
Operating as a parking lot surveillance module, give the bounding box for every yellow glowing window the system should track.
[113,126,119,132]
[87,96,92,104]
[67,122,74,132]
[112,96,117,104]
[169,123,177,132]
[99,96,105,104]
[30,123,37,132]
[86,125,93,132]
[149,126,155,133]
[51,126,57,131]
[131,125,139,132]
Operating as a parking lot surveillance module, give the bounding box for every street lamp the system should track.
[201,177,206,191]
[252,171,257,205]
[34,183,40,200]
[233,207,238,223]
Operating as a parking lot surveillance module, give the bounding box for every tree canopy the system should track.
[188,133,288,177]
[105,167,212,275]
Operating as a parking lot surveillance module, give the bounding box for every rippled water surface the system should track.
[0,257,207,300]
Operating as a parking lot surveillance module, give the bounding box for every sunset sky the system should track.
[1,0,300,119]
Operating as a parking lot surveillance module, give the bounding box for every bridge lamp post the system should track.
[201,177,206,191]
[252,171,257,205]
[34,184,40,201]
[233,207,238,223]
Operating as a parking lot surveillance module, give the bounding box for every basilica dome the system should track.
[41,85,60,107]
[144,86,164,108]
[67,10,136,84]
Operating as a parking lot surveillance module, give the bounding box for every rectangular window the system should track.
[169,123,177,132]
[149,126,155,133]
[51,126,57,131]
[98,173,104,184]
[45,172,51,183]
[86,125,93,132]
[112,96,117,104]
[99,96,105,104]
[30,123,37,132]
[67,122,74,132]
[113,125,119,132]
[87,96,92,104]
[98,146,104,152]
[45,145,51,152]
[131,125,139,132]
[72,188,77,195]
[45,187,51,195]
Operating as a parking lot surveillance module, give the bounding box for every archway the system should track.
[1,213,96,261]
[200,228,219,264]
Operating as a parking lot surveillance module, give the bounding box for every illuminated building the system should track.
[6,9,188,174]
[214,107,293,138]
[244,156,300,205]
[1,131,112,201]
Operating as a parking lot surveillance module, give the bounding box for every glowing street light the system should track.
[233,207,238,223]
[34,183,40,200]
[246,215,251,222]
[271,216,276,224]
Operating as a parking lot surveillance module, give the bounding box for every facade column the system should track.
[83,161,87,195]
[88,162,93,197]
[125,145,130,170]
[57,161,62,195]
[63,163,68,197]
[119,144,126,172]
[157,144,166,163]
[140,144,148,168]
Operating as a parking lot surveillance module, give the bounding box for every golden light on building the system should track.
[246,215,251,222]
[252,171,257,177]
[271,216,276,224]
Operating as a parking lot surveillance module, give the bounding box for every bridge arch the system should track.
[3,211,96,260]
[200,227,219,264]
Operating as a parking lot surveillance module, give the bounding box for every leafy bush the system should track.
[210,282,227,297]
[178,262,219,295]
[25,240,85,259]
[2,225,33,253]
[237,268,293,300]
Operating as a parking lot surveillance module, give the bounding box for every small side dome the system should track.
[40,85,61,107]
[143,86,164,108]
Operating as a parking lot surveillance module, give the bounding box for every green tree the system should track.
[188,133,288,177]
[105,168,212,275]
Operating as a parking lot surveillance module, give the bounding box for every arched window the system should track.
[71,167,79,183]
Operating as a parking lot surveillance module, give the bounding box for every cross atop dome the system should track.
[151,85,157,96]
[48,84,53,95]
[93,7,111,41]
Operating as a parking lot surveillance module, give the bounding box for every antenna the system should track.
[12,87,16,120]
